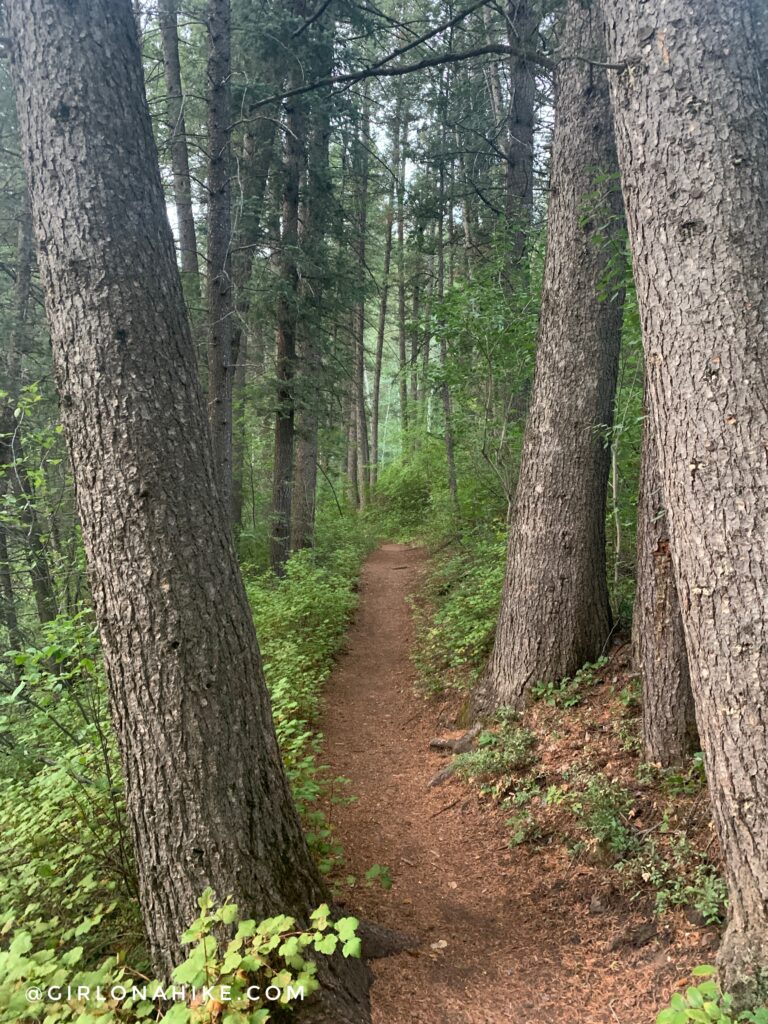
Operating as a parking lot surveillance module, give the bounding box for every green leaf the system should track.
[334,917,359,942]
[314,933,338,955]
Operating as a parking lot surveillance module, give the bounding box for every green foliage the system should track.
[566,777,638,858]
[656,967,768,1024]
[0,613,141,965]
[374,457,434,537]
[621,836,728,924]
[363,864,393,891]
[454,711,536,781]
[0,891,361,1023]
[412,534,506,693]
[530,658,608,709]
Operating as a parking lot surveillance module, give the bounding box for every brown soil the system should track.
[321,543,714,1024]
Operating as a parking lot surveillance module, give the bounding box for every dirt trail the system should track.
[320,544,695,1024]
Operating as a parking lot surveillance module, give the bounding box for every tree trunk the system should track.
[476,0,624,713]
[503,0,538,263]
[396,116,409,439]
[436,141,458,512]
[292,37,334,551]
[158,0,200,288]
[633,402,696,767]
[602,0,768,1000]
[230,112,278,531]
[206,0,236,519]
[371,97,401,489]
[270,82,305,573]
[7,4,371,1017]
[353,97,371,506]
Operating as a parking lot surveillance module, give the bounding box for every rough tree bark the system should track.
[158,0,200,287]
[602,0,768,1000]
[633,402,696,767]
[206,0,236,518]
[476,0,624,713]
[7,3,371,1017]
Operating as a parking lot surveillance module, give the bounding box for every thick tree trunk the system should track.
[476,0,624,713]
[633,403,696,767]
[158,0,200,288]
[602,0,768,1000]
[206,0,236,518]
[7,4,371,1017]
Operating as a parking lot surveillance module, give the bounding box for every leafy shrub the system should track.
[373,453,435,537]
[567,777,638,858]
[656,966,768,1024]
[530,658,608,709]
[0,613,142,963]
[412,534,506,692]
[454,711,536,780]
[0,891,361,1023]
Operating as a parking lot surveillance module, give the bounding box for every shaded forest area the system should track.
[0,0,767,1022]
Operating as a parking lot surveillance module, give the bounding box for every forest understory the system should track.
[322,543,718,1024]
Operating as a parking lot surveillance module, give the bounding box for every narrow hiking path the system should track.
[321,544,704,1024]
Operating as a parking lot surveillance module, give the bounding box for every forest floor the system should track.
[320,543,716,1024]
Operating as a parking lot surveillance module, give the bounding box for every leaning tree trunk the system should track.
[158,0,200,289]
[602,0,768,1002]
[633,400,696,767]
[7,3,371,1018]
[476,0,624,714]
[206,0,236,519]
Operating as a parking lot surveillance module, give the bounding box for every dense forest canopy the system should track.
[0,0,767,1022]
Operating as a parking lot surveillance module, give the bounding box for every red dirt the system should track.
[320,543,713,1024]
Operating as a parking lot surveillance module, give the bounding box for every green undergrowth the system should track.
[410,531,507,693]
[0,889,362,1023]
[655,966,768,1024]
[0,515,376,1008]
